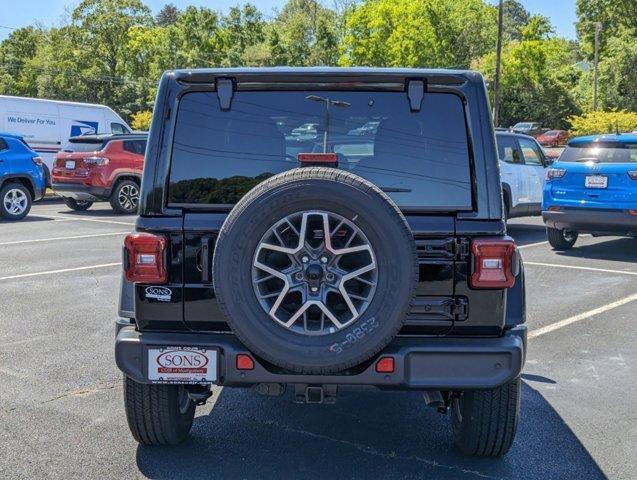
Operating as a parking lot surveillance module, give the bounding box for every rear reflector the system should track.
[375,357,395,373]
[548,206,561,212]
[470,238,516,289]
[123,233,167,284]
[298,153,338,166]
[236,354,255,370]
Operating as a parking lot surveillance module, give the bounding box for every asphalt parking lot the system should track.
[1,201,635,480]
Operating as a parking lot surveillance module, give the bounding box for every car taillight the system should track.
[84,156,109,166]
[32,156,42,165]
[546,168,566,180]
[123,233,167,284]
[470,238,517,289]
[628,171,637,180]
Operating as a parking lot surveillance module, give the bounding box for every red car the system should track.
[51,133,146,214]
[536,129,569,147]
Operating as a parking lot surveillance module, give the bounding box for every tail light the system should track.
[236,354,255,370]
[31,156,42,166]
[84,156,109,166]
[546,168,566,180]
[628,171,637,180]
[123,233,167,284]
[375,357,395,373]
[470,238,517,289]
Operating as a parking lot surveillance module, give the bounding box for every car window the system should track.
[518,137,544,166]
[123,139,147,155]
[61,140,105,152]
[168,90,473,210]
[560,142,637,163]
[111,122,127,135]
[0,138,8,151]
[497,135,522,164]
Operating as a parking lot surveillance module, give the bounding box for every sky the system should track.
[0,0,578,42]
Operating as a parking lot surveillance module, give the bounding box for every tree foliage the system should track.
[568,110,637,136]
[0,0,634,133]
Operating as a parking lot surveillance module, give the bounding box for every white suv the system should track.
[496,132,549,220]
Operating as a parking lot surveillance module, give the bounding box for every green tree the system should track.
[0,27,44,96]
[155,3,180,27]
[339,0,497,68]
[576,0,637,56]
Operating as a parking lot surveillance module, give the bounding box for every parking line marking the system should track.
[525,261,637,277]
[37,214,135,226]
[0,262,120,282]
[0,231,129,246]
[529,292,637,339]
[517,240,548,249]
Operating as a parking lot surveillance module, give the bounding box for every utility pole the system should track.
[592,22,602,111]
[492,0,504,127]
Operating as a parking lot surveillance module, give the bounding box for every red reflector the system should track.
[470,238,516,289]
[548,206,561,212]
[298,153,338,166]
[375,357,394,373]
[123,233,167,284]
[629,210,637,216]
[236,354,254,370]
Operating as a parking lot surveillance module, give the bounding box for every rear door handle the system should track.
[200,236,212,283]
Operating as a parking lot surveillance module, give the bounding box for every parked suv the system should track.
[51,133,146,214]
[543,134,637,249]
[497,131,548,219]
[0,132,45,220]
[115,68,526,457]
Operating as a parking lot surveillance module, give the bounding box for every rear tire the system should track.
[110,179,139,214]
[124,376,196,445]
[63,198,93,211]
[0,182,32,220]
[451,377,521,457]
[547,227,578,250]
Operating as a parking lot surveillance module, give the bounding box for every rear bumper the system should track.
[115,321,526,390]
[51,182,110,202]
[543,209,637,235]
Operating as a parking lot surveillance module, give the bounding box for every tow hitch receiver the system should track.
[294,384,338,404]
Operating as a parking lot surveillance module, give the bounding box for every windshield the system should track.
[544,130,559,137]
[559,142,637,163]
[514,123,532,129]
[168,90,473,210]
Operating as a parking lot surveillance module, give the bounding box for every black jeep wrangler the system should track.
[115,68,526,457]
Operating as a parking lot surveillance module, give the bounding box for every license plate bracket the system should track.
[585,175,607,189]
[147,346,217,384]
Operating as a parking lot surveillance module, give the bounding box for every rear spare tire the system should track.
[213,168,417,374]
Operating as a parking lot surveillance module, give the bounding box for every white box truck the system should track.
[0,95,132,184]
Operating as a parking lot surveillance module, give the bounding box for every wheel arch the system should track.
[0,174,36,199]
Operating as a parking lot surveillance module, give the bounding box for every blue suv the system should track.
[543,134,637,249]
[0,132,46,220]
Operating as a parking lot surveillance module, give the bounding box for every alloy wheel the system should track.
[252,210,377,336]
[3,188,28,216]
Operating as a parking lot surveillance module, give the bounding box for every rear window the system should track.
[560,142,637,163]
[168,90,473,210]
[62,140,104,153]
[123,139,147,155]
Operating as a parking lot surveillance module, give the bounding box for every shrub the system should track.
[130,110,153,131]
[568,110,637,136]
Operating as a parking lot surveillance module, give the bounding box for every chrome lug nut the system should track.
[311,287,318,292]
[320,256,328,263]
[302,256,309,263]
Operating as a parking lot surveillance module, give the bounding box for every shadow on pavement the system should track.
[0,215,59,223]
[506,222,547,247]
[136,382,605,480]
[555,237,637,263]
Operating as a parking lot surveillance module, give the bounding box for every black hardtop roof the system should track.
[68,133,148,143]
[170,66,481,86]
